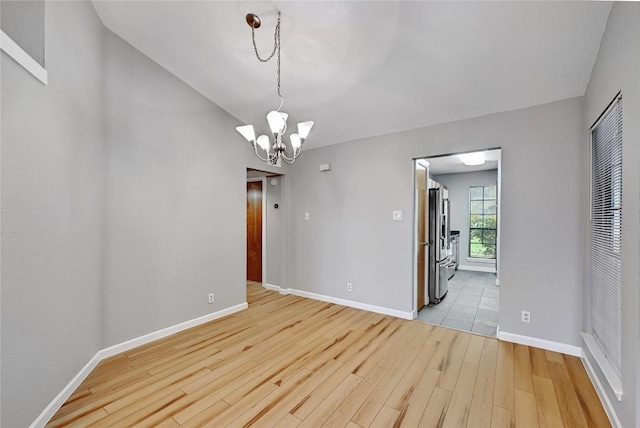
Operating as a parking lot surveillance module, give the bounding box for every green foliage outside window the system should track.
[469,185,497,259]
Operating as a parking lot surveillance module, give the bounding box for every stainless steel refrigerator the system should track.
[428,184,451,304]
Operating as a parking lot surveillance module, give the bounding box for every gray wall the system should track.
[1,2,290,424]
[1,0,45,67]
[265,176,282,286]
[1,2,103,426]
[582,3,640,427]
[433,169,498,271]
[289,97,584,346]
[3,1,635,426]
[101,30,249,347]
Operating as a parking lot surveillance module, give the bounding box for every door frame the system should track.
[412,160,429,316]
[247,177,267,284]
[412,149,502,316]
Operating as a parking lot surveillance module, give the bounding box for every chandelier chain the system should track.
[250,12,281,98]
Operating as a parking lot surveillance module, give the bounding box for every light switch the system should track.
[304,212,310,220]
[393,210,403,221]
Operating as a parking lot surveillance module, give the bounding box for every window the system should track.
[590,93,623,377]
[469,185,496,259]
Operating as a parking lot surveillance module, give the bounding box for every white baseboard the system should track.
[581,333,622,401]
[262,283,412,319]
[497,329,581,356]
[580,348,622,428]
[458,264,496,273]
[263,283,290,295]
[29,303,248,428]
[97,303,248,360]
[262,283,281,292]
[29,353,102,428]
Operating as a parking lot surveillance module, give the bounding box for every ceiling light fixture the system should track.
[459,152,486,166]
[236,12,313,166]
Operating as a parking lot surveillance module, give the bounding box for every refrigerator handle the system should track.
[444,198,451,248]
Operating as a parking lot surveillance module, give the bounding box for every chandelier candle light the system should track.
[236,11,314,165]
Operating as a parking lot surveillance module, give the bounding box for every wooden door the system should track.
[247,181,263,282]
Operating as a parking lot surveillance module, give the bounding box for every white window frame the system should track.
[582,92,623,401]
[468,185,497,261]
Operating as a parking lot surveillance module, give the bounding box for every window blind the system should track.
[590,94,623,376]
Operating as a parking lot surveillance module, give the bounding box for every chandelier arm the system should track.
[253,144,275,163]
[279,148,301,164]
[280,151,300,165]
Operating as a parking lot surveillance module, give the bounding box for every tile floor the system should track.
[417,270,499,337]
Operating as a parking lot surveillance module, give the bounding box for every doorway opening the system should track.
[246,168,283,301]
[246,178,264,284]
[413,149,501,337]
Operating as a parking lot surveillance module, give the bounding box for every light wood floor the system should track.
[48,283,610,428]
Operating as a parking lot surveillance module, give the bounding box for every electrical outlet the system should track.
[521,310,530,323]
[347,283,352,292]
[208,293,215,304]
[304,212,310,220]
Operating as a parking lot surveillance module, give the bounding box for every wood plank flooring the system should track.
[47,283,610,427]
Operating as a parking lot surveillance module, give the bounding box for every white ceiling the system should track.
[423,149,501,175]
[92,1,611,149]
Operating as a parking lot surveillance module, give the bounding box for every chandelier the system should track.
[236,11,314,166]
